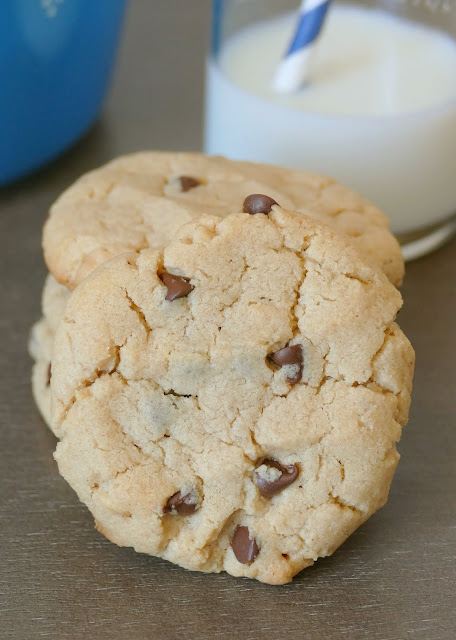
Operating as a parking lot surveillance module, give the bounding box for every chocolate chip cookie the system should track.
[51,205,414,584]
[43,152,403,291]
[28,274,70,431]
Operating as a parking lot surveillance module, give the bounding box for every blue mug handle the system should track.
[0,0,127,186]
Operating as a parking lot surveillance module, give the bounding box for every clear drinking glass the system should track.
[204,0,456,259]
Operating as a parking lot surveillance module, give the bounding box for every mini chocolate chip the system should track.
[178,176,201,192]
[269,344,303,384]
[164,491,198,515]
[243,194,278,215]
[159,271,194,301]
[270,344,302,367]
[231,525,259,564]
[46,362,52,387]
[255,459,299,498]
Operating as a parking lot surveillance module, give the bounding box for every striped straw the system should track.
[273,0,332,94]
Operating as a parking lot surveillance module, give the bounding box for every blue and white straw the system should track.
[273,0,332,93]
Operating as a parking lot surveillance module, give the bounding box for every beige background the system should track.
[0,2,455,638]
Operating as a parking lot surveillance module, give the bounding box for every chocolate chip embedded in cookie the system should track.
[164,490,199,515]
[178,176,202,192]
[51,208,414,584]
[243,193,278,215]
[166,174,203,194]
[255,459,299,498]
[232,526,259,564]
[269,344,303,385]
[159,272,194,301]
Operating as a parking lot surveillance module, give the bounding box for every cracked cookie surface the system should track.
[43,151,404,290]
[28,274,70,430]
[51,208,414,584]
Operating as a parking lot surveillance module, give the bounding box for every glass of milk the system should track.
[205,0,456,259]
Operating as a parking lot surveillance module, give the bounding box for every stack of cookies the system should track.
[29,152,414,584]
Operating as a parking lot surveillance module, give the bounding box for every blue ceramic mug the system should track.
[0,0,127,186]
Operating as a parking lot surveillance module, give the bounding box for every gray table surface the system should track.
[1,2,455,639]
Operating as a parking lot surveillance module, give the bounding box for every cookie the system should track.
[29,316,54,427]
[51,206,414,584]
[28,274,70,430]
[37,153,403,423]
[43,152,403,291]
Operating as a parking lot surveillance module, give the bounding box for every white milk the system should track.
[205,6,456,235]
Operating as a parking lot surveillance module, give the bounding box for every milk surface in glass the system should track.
[205,5,456,236]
